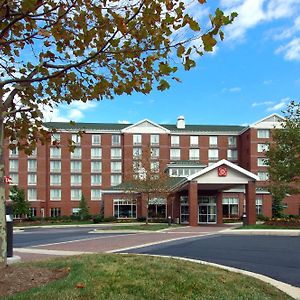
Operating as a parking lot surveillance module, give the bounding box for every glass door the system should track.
[198,196,217,224]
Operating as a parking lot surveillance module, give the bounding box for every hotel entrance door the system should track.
[198,196,217,224]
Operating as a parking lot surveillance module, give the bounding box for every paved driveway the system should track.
[125,234,300,288]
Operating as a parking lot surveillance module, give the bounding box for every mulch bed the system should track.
[0,265,69,297]
[264,219,300,228]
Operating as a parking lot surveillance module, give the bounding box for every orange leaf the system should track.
[76,282,85,289]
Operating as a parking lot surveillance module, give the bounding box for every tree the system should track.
[266,101,300,217]
[0,0,236,263]
[78,194,90,221]
[9,186,30,219]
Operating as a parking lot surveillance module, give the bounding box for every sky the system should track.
[44,0,300,126]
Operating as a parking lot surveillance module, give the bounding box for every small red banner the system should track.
[4,176,12,184]
[218,166,227,177]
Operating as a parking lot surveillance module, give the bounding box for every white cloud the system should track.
[252,101,273,107]
[275,38,300,61]
[118,120,130,124]
[222,86,241,93]
[252,98,289,111]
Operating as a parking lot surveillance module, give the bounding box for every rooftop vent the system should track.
[177,116,185,129]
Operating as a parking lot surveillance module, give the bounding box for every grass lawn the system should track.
[3,254,292,300]
[236,224,300,230]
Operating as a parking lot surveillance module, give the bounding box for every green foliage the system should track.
[9,186,30,218]
[78,194,90,221]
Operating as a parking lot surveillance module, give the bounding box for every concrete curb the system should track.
[221,229,300,236]
[7,256,21,264]
[14,248,93,256]
[122,253,300,300]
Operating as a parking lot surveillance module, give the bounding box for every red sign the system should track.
[4,176,12,184]
[218,166,227,177]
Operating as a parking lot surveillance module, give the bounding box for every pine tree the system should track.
[78,194,90,221]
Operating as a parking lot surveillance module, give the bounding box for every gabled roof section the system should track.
[121,119,170,134]
[250,113,285,129]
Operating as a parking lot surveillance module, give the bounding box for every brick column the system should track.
[217,192,223,224]
[245,181,256,225]
[189,181,198,226]
[140,194,148,218]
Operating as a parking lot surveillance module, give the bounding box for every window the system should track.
[227,149,238,161]
[91,189,102,201]
[112,134,121,146]
[50,147,61,158]
[9,160,18,171]
[71,148,81,159]
[257,129,270,138]
[29,207,37,217]
[9,148,18,157]
[92,134,101,145]
[72,134,81,144]
[27,173,37,185]
[111,175,122,186]
[50,189,61,201]
[114,199,137,219]
[151,148,159,158]
[50,160,61,172]
[180,196,189,224]
[170,148,180,160]
[171,135,180,146]
[222,198,239,218]
[133,147,142,159]
[133,134,142,145]
[51,133,60,144]
[91,161,102,172]
[258,171,269,181]
[28,189,37,201]
[257,143,269,152]
[72,208,80,215]
[71,189,82,200]
[91,148,102,159]
[71,175,82,186]
[189,149,200,160]
[257,158,268,167]
[190,136,198,146]
[111,148,122,159]
[29,148,37,157]
[70,161,82,172]
[9,173,18,185]
[151,161,159,172]
[50,174,61,186]
[50,208,61,217]
[91,174,102,186]
[228,136,237,147]
[208,149,219,161]
[256,197,263,215]
[209,136,218,147]
[111,161,122,173]
[28,159,37,172]
[150,134,159,145]
[148,198,166,218]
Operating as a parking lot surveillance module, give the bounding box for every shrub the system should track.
[92,215,104,224]
[256,214,269,221]
[103,216,117,222]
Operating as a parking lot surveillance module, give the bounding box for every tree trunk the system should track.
[0,117,7,265]
[145,194,149,225]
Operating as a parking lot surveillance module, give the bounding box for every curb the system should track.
[7,256,21,264]
[221,229,300,236]
[122,253,300,300]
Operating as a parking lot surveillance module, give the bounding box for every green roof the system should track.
[163,124,246,132]
[167,160,206,167]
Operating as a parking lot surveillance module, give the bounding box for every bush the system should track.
[92,215,104,224]
[256,214,269,221]
[137,217,146,222]
[103,216,117,222]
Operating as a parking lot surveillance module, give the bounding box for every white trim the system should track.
[121,119,170,134]
[250,113,285,129]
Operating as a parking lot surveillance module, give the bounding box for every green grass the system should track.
[3,254,292,300]
[14,220,94,227]
[96,224,180,231]
[236,224,300,230]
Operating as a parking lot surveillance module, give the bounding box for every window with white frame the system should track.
[91,174,102,186]
[72,134,81,144]
[222,197,239,218]
[257,143,269,152]
[133,147,142,159]
[71,147,81,159]
[111,161,122,173]
[256,197,263,215]
[257,157,268,167]
[208,149,219,161]
[91,189,102,201]
[71,189,82,200]
[27,173,37,185]
[9,160,18,171]
[170,148,180,160]
[189,149,200,160]
[258,171,269,181]
[111,174,122,186]
[113,199,137,219]
[151,148,159,158]
[190,136,198,146]
[91,161,102,172]
[171,135,180,146]
[50,147,61,158]
[91,147,102,159]
[9,173,18,185]
[148,198,166,218]
[209,136,218,147]
[133,134,142,145]
[29,148,37,157]
[228,136,237,147]
[71,174,82,186]
[257,129,270,138]
[9,148,18,157]
[50,160,61,172]
[50,189,61,201]
[150,134,159,145]
[29,207,37,217]
[92,134,101,145]
[227,149,238,161]
[28,189,37,201]
[50,207,61,217]
[70,161,82,172]
[28,159,37,172]
[111,148,122,159]
[72,208,80,215]
[151,161,159,172]
[51,133,60,144]
[50,174,61,186]
[112,134,121,146]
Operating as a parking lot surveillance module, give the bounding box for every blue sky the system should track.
[45,0,300,126]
